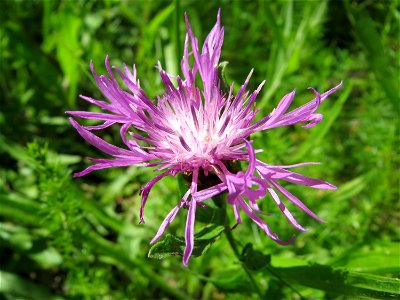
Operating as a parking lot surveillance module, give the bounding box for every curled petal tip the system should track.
[307,87,319,94]
[282,234,297,245]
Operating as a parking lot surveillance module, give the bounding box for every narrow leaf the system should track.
[271,264,400,299]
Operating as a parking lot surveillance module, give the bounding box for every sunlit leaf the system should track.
[148,225,225,259]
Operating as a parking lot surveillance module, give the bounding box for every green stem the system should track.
[225,228,263,298]
[266,265,306,300]
[212,196,263,296]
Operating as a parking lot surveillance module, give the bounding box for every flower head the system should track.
[67,10,342,266]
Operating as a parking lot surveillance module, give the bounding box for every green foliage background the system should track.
[0,0,399,299]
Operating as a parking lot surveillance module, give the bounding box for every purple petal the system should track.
[258,160,321,169]
[66,111,132,123]
[267,90,296,124]
[139,169,175,223]
[233,203,242,224]
[254,82,342,131]
[193,183,227,202]
[79,95,116,112]
[83,121,115,130]
[269,168,337,190]
[269,180,325,222]
[183,168,199,267]
[237,197,295,245]
[183,196,197,267]
[267,186,307,232]
[302,113,323,128]
[69,118,133,157]
[74,157,143,177]
[244,139,256,177]
[150,196,187,244]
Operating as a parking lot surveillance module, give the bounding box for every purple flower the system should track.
[67,10,342,266]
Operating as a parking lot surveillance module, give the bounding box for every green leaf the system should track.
[209,267,251,293]
[271,264,400,299]
[218,61,230,94]
[53,11,82,108]
[195,201,226,225]
[30,247,63,269]
[0,222,33,252]
[148,224,225,259]
[331,242,400,275]
[240,243,271,272]
[0,193,42,225]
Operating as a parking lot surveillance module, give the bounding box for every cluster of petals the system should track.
[67,10,342,266]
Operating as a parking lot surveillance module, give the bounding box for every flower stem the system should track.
[213,196,263,297]
[225,224,264,298]
[266,265,306,300]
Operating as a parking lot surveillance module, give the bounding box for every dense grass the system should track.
[1,0,399,299]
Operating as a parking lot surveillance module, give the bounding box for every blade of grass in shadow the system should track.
[0,194,42,225]
[345,2,398,113]
[260,1,328,105]
[136,4,174,65]
[0,271,64,300]
[174,0,182,75]
[330,176,366,202]
[270,264,400,299]
[55,11,82,109]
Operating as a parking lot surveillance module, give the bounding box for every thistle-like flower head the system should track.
[67,10,342,266]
